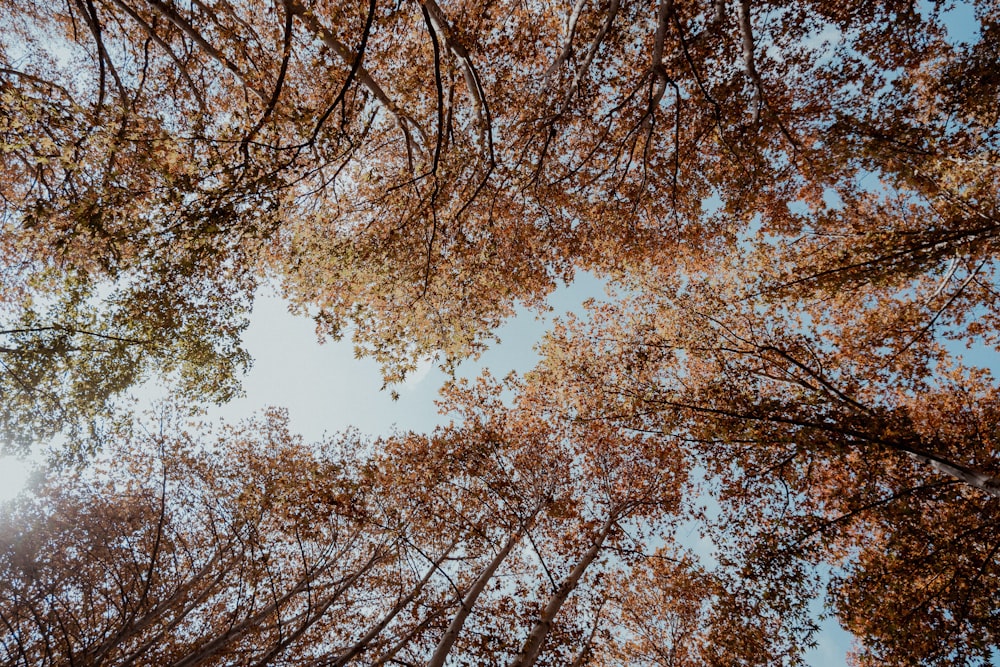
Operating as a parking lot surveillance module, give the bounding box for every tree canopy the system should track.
[1,0,999,664]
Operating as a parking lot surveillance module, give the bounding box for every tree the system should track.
[1,377,701,667]
[3,0,1000,664]
[0,408,392,666]
[4,0,997,391]
[599,552,813,667]
[528,267,1000,665]
[0,271,251,455]
[0,47,257,452]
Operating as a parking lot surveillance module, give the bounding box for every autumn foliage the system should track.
[1,0,999,664]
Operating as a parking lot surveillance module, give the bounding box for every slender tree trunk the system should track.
[370,605,450,667]
[327,538,459,667]
[426,508,541,667]
[508,508,621,667]
[903,448,1000,498]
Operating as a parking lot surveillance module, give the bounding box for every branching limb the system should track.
[420,0,494,162]
[288,0,427,155]
[75,0,128,110]
[561,0,620,111]
[508,506,624,667]
[109,0,208,112]
[143,0,266,101]
[240,0,296,157]
[541,0,589,89]
[324,537,461,667]
[712,0,727,25]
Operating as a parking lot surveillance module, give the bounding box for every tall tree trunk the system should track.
[508,508,621,667]
[426,509,539,667]
[327,538,460,667]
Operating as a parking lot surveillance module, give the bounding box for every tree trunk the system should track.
[426,510,539,667]
[508,508,621,667]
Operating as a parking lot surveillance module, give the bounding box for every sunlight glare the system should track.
[0,457,34,502]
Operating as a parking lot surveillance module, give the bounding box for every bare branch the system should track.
[541,0,589,89]
[419,0,493,161]
[109,0,208,112]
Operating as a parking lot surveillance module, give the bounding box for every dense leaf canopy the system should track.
[1,0,998,664]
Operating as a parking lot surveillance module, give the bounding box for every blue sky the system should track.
[203,276,606,441]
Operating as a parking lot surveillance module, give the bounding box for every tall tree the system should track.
[530,270,1000,665]
[0,373,696,666]
[2,0,999,663]
[4,0,997,396]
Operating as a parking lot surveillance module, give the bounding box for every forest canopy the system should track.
[1,0,999,665]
